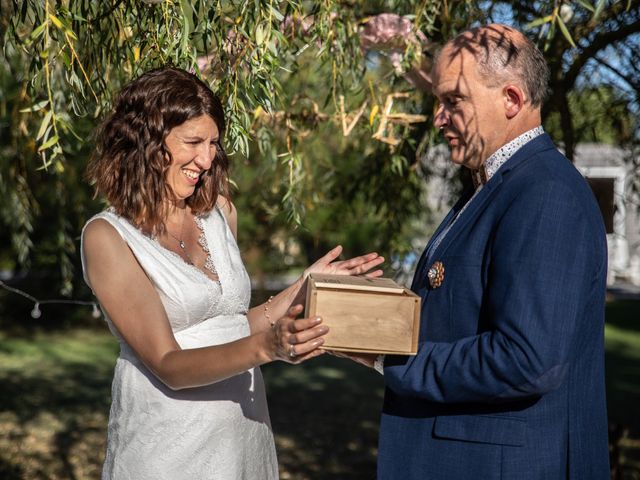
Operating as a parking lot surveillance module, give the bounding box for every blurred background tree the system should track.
[490,0,640,159]
[0,0,638,297]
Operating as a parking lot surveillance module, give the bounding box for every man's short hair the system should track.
[448,26,550,107]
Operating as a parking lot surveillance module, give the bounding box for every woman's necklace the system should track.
[166,208,194,264]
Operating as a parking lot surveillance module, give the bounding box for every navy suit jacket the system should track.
[378,134,610,479]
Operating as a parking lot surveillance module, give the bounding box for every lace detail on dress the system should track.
[194,215,219,278]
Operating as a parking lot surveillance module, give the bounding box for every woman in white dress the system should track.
[81,67,383,480]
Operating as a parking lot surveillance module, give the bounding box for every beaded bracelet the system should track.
[264,295,275,327]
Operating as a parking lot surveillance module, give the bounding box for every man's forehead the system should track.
[437,44,475,67]
[432,48,478,92]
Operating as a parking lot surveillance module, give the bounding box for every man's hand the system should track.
[328,350,378,369]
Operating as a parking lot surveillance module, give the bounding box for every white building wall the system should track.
[574,144,640,287]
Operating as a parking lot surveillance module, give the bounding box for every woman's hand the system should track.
[303,245,385,280]
[267,304,329,364]
[248,246,384,336]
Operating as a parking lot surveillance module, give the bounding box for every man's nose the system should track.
[434,104,449,130]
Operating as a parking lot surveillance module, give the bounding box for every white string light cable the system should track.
[0,280,101,319]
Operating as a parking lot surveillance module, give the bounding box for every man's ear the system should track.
[504,84,525,119]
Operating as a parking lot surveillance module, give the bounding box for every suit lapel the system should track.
[423,134,557,265]
[427,177,501,262]
[411,189,474,291]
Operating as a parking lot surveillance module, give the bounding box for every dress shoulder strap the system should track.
[80,209,154,288]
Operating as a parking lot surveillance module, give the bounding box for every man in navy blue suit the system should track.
[346,24,610,479]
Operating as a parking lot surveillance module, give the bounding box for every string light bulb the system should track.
[30,303,42,319]
[1,280,99,320]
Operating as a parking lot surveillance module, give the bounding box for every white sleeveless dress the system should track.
[81,207,278,480]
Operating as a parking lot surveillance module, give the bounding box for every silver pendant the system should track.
[179,240,186,249]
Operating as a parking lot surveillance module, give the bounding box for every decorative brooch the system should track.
[427,261,445,289]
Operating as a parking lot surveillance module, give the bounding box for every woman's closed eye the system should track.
[186,139,218,144]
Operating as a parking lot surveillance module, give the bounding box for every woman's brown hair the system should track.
[87,66,229,234]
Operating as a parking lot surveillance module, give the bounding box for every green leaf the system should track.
[255,23,265,46]
[180,10,190,52]
[36,110,54,140]
[60,50,71,68]
[38,135,59,152]
[593,0,605,22]
[65,28,78,41]
[524,15,554,30]
[556,16,577,48]
[268,38,278,56]
[270,6,284,22]
[28,22,48,41]
[576,0,596,13]
[19,100,49,113]
[49,13,63,30]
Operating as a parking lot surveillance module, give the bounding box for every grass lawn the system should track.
[0,299,638,479]
[603,300,640,478]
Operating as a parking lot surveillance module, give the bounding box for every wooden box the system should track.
[304,274,420,355]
